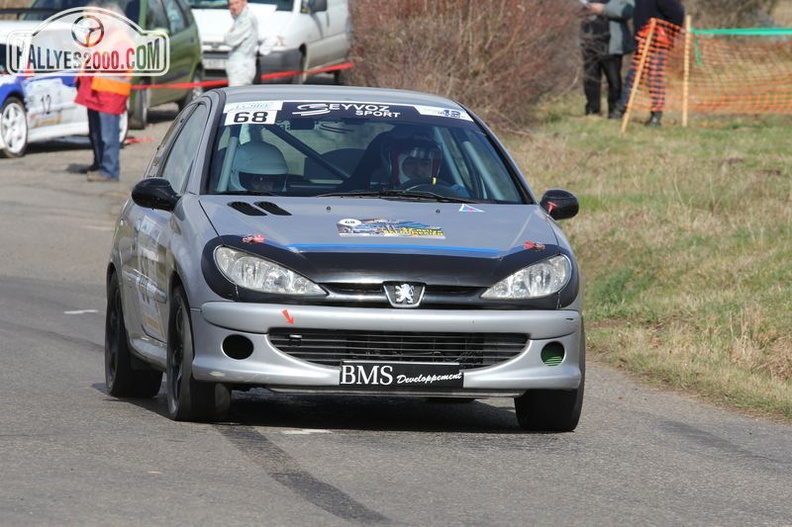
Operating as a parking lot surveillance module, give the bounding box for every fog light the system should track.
[222,335,254,360]
[541,342,564,366]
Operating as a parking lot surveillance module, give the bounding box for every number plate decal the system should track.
[224,109,278,126]
[339,361,463,390]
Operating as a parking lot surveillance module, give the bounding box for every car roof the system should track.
[0,20,41,39]
[220,85,467,111]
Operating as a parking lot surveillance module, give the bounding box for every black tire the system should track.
[128,86,149,130]
[166,285,228,421]
[515,332,585,432]
[333,65,348,85]
[514,386,584,432]
[291,52,307,85]
[105,273,162,398]
[178,70,204,110]
[0,97,28,158]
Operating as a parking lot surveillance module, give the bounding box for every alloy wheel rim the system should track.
[2,103,26,154]
[107,292,121,384]
[169,303,184,405]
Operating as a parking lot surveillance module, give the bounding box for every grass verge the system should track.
[505,100,792,423]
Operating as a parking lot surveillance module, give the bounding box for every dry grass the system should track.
[346,0,580,129]
[505,99,792,422]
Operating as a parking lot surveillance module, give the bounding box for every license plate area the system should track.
[339,361,463,390]
[203,58,227,71]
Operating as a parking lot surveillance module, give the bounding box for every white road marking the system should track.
[282,429,333,435]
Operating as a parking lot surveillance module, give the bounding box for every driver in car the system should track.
[394,139,441,186]
[396,141,469,197]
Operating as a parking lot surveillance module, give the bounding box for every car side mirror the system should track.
[303,0,327,13]
[540,189,579,220]
[132,177,180,211]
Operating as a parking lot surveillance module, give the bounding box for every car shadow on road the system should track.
[94,383,526,433]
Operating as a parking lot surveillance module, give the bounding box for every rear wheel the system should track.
[166,285,229,421]
[333,65,348,85]
[105,273,162,397]
[291,51,307,85]
[128,86,149,130]
[0,97,28,158]
[178,70,204,109]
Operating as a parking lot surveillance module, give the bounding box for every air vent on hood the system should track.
[229,201,267,216]
[255,201,292,216]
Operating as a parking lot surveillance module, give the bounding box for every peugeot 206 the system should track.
[105,85,585,431]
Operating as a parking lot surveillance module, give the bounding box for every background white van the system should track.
[188,0,351,84]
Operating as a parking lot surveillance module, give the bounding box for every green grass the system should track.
[504,99,792,423]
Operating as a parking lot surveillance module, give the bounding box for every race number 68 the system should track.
[224,110,276,125]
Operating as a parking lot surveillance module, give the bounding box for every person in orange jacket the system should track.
[74,5,132,182]
[75,72,131,182]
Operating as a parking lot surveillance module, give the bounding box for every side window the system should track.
[161,0,187,33]
[159,105,210,192]
[146,0,170,31]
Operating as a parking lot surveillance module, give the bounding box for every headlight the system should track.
[481,255,572,300]
[214,247,325,296]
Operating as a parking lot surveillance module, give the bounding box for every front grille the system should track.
[269,329,528,369]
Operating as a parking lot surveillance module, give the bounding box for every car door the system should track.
[147,0,198,107]
[22,73,81,135]
[306,0,349,67]
[122,103,209,345]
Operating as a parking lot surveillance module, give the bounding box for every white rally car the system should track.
[0,20,127,158]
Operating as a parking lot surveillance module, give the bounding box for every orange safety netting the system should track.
[623,17,792,122]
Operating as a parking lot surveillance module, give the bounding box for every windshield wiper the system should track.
[319,189,476,203]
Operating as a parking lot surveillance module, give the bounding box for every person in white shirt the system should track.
[224,0,259,86]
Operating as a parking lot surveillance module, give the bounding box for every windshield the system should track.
[186,0,292,9]
[207,101,526,204]
[24,0,140,21]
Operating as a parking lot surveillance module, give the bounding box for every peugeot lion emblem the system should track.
[384,283,425,308]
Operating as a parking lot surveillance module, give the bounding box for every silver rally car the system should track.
[105,85,585,431]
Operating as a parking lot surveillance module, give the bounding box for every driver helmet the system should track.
[398,144,441,183]
[230,141,288,192]
[382,132,441,185]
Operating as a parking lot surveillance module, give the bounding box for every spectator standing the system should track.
[74,6,132,182]
[224,0,259,87]
[579,0,635,119]
[616,0,685,126]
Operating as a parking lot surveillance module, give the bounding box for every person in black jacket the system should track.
[579,0,635,118]
[615,0,685,126]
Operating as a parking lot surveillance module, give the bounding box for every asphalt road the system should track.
[1,103,790,526]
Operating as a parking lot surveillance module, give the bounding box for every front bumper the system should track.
[190,302,584,397]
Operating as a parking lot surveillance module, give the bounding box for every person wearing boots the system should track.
[615,0,685,126]
[579,0,635,119]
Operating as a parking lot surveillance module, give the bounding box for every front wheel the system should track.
[105,273,162,397]
[166,285,229,421]
[128,86,149,130]
[0,97,28,158]
[514,386,584,432]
